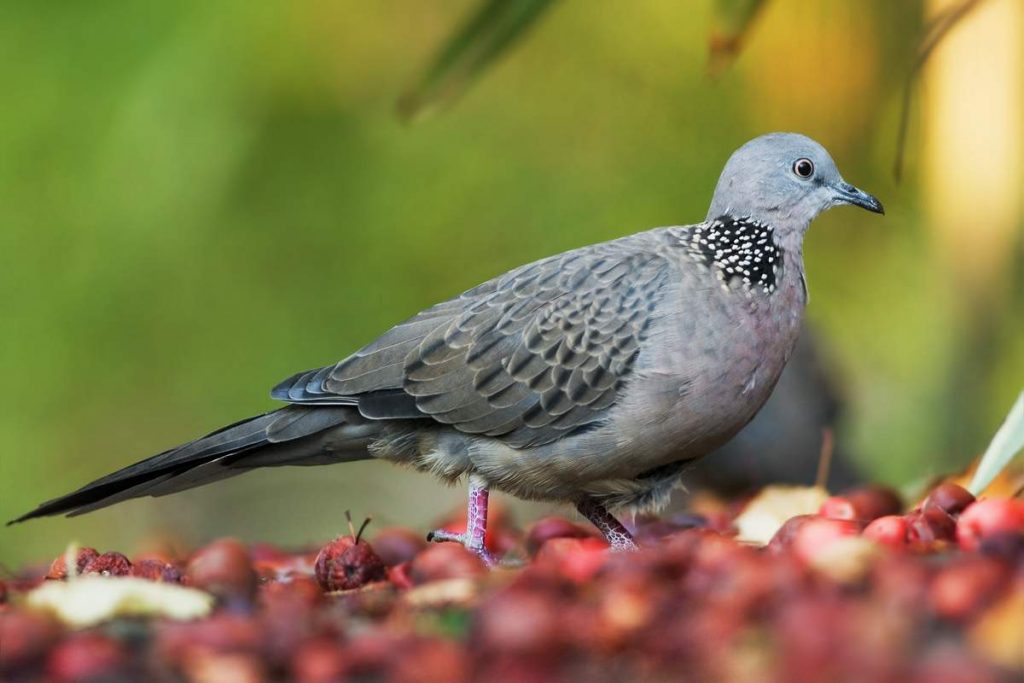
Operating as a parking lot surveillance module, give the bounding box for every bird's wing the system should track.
[272,233,675,448]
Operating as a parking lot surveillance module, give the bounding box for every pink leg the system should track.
[427,475,499,567]
[576,499,638,551]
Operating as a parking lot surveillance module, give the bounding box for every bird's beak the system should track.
[833,182,884,214]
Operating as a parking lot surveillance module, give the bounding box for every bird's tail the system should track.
[8,406,379,524]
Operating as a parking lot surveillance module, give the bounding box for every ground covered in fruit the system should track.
[1,482,1022,683]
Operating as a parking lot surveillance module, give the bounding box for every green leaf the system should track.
[397,0,556,123]
[708,0,770,76]
[968,390,1024,496]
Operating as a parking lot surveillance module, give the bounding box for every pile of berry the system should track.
[1,482,1021,682]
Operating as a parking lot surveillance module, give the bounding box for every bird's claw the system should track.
[426,528,499,567]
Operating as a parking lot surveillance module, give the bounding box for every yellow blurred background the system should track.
[2,0,1021,567]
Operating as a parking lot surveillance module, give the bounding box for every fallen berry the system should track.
[929,556,1008,621]
[132,559,182,583]
[534,537,609,583]
[525,516,595,556]
[408,544,487,585]
[186,538,258,601]
[956,498,1024,552]
[0,611,58,670]
[788,517,861,565]
[819,496,857,520]
[47,634,125,682]
[315,536,387,592]
[45,547,99,580]
[907,508,956,545]
[370,528,426,567]
[844,486,904,521]
[291,637,348,683]
[923,483,975,517]
[863,515,910,548]
[82,552,132,577]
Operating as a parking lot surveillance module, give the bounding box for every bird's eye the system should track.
[793,158,815,178]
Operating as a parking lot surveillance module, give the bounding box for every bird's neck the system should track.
[680,215,788,295]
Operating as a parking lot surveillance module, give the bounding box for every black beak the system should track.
[834,182,884,214]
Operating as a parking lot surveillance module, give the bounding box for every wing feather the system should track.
[271,231,675,448]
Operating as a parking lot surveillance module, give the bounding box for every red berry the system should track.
[476,588,566,656]
[534,537,610,583]
[929,556,1008,620]
[525,516,595,556]
[956,498,1024,552]
[863,515,910,548]
[82,551,132,577]
[923,482,975,516]
[132,558,183,582]
[788,517,861,564]
[907,508,957,545]
[0,611,58,669]
[388,638,468,683]
[291,637,348,683]
[387,562,415,590]
[844,486,904,520]
[186,538,258,600]
[314,536,387,592]
[47,634,125,682]
[770,518,860,561]
[408,545,487,585]
[370,528,426,566]
[46,547,99,580]
[819,496,857,520]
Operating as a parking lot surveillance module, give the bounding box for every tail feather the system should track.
[8,406,374,524]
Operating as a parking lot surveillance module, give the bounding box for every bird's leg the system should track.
[426,475,499,567]
[576,499,638,551]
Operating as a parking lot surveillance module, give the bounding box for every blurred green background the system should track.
[2,0,1022,568]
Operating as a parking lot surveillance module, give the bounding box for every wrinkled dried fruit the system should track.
[315,536,387,592]
[46,547,99,580]
[82,552,132,577]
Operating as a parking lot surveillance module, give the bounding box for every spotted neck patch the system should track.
[681,215,782,294]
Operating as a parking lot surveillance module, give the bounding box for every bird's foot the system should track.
[425,528,499,567]
[576,499,639,551]
[426,476,500,567]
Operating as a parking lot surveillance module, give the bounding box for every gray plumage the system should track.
[11,133,882,525]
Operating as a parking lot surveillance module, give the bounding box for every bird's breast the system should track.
[610,257,807,475]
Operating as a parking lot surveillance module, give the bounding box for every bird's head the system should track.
[706,133,883,245]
